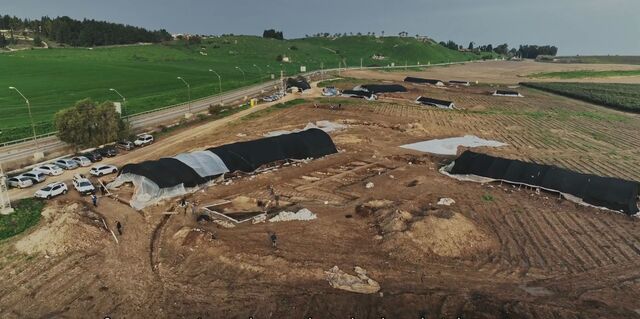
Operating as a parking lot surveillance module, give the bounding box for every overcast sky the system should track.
[3,0,639,55]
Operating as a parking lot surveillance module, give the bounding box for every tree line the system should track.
[441,40,558,58]
[0,14,172,47]
[263,29,284,40]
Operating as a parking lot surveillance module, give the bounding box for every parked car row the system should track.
[262,92,284,102]
[5,133,154,200]
[6,162,118,200]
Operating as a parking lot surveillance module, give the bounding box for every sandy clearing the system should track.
[344,60,640,84]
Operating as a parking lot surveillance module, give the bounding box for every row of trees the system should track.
[0,14,172,47]
[517,45,558,58]
[263,29,284,40]
[439,39,558,58]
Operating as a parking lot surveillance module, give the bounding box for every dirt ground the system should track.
[345,60,640,84]
[1,67,640,318]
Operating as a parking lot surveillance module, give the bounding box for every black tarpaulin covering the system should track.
[449,151,639,214]
[286,77,311,91]
[209,128,337,172]
[119,128,337,189]
[342,90,374,98]
[494,90,520,95]
[359,84,407,93]
[120,158,206,188]
[416,96,453,107]
[404,77,442,85]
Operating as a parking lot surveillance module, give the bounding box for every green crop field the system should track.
[521,82,640,113]
[546,56,640,65]
[529,70,640,79]
[0,35,479,143]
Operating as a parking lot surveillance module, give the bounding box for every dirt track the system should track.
[345,60,640,84]
[1,68,640,318]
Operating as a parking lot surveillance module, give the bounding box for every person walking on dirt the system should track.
[270,232,277,248]
[91,194,98,207]
[100,183,106,196]
[116,221,123,236]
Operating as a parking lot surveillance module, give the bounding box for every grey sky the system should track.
[4,0,639,55]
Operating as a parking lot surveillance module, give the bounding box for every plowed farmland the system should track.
[1,68,639,318]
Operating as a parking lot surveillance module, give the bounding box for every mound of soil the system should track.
[378,209,497,259]
[15,202,108,256]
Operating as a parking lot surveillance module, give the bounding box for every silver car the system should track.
[53,158,79,170]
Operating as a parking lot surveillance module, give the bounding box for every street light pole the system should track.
[252,64,262,78]
[109,88,126,117]
[8,86,39,148]
[235,66,246,82]
[208,69,223,105]
[177,77,191,114]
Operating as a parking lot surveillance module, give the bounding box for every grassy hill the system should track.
[0,35,482,142]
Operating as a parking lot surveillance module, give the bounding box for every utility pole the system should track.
[360,58,363,69]
[208,69,223,105]
[320,62,324,81]
[177,77,191,114]
[109,88,126,118]
[235,66,246,82]
[9,87,39,149]
[280,70,285,95]
[0,164,13,215]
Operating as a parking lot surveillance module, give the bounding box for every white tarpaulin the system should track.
[264,120,346,137]
[174,151,230,178]
[400,135,507,156]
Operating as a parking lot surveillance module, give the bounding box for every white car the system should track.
[90,165,118,177]
[134,134,154,147]
[34,182,68,199]
[72,174,95,195]
[34,164,64,176]
[71,156,92,167]
[7,176,34,189]
[53,158,79,170]
[20,171,47,184]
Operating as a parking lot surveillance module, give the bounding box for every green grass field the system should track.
[546,56,640,65]
[529,70,640,79]
[0,198,44,240]
[521,82,640,113]
[0,36,480,142]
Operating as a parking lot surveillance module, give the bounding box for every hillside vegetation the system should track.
[521,82,640,113]
[0,35,482,142]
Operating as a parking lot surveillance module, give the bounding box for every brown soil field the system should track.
[1,72,640,318]
[345,60,640,84]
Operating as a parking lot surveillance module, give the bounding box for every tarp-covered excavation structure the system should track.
[109,129,338,209]
[416,96,455,109]
[443,151,639,215]
[492,90,523,97]
[286,77,311,91]
[354,84,407,94]
[342,90,376,100]
[404,77,445,86]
